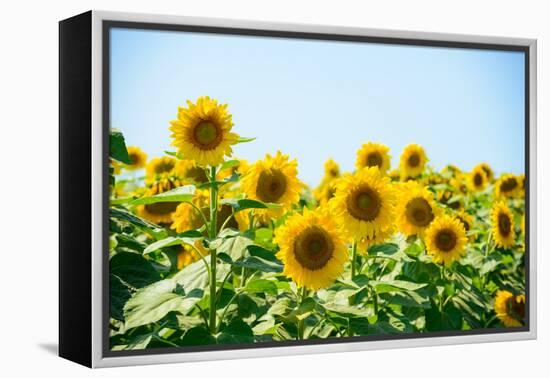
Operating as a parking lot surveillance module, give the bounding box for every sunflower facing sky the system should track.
[242,151,303,221]
[169,96,240,167]
[491,201,515,248]
[274,208,347,290]
[355,142,391,174]
[396,181,440,237]
[495,173,521,199]
[330,167,397,241]
[467,165,488,192]
[399,144,428,180]
[494,290,525,327]
[125,146,148,170]
[425,215,467,266]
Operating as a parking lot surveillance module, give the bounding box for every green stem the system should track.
[208,166,219,334]
[351,240,358,279]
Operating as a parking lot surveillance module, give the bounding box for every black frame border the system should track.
[101,20,531,359]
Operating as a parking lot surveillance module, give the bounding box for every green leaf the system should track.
[368,243,399,255]
[236,136,256,144]
[180,326,216,346]
[130,185,196,206]
[219,159,240,171]
[110,274,132,321]
[143,233,203,255]
[110,252,161,289]
[110,129,131,164]
[110,208,161,231]
[371,280,427,294]
[245,279,278,296]
[220,198,280,212]
[217,320,254,344]
[123,280,202,330]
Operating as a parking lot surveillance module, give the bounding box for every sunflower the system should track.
[467,165,488,192]
[313,180,338,207]
[169,96,239,167]
[517,174,526,198]
[425,215,467,266]
[494,290,525,327]
[274,208,347,290]
[171,190,209,233]
[495,174,521,199]
[125,146,148,170]
[396,181,440,237]
[491,201,515,248]
[145,156,178,184]
[241,151,302,222]
[174,159,209,184]
[399,144,428,180]
[110,159,122,175]
[450,173,468,195]
[176,241,209,270]
[477,162,494,182]
[455,209,475,242]
[137,178,182,224]
[330,167,397,240]
[355,142,391,174]
[323,158,341,180]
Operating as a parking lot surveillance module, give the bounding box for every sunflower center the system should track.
[293,226,334,271]
[329,168,339,177]
[435,229,457,252]
[256,169,287,203]
[474,173,483,186]
[506,297,525,321]
[144,202,179,216]
[193,121,222,150]
[408,153,420,168]
[498,213,511,236]
[347,186,381,221]
[129,152,138,165]
[501,177,518,192]
[457,216,470,232]
[405,197,434,227]
[366,152,383,168]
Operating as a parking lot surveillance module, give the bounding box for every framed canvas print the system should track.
[59,10,537,368]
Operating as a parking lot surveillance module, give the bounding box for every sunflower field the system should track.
[109,96,526,351]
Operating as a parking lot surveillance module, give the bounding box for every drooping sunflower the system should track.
[399,144,428,180]
[494,290,525,327]
[477,162,494,182]
[145,156,178,184]
[425,215,467,266]
[396,181,440,237]
[171,190,209,233]
[124,146,148,170]
[176,241,209,270]
[330,167,397,241]
[323,158,341,180]
[137,178,182,224]
[274,208,347,290]
[467,165,488,192]
[491,201,515,248]
[455,209,475,242]
[355,142,391,174]
[169,96,240,167]
[495,174,521,199]
[241,151,302,222]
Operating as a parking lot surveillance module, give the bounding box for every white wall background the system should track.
[0,0,546,376]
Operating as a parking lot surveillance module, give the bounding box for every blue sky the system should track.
[110,28,525,186]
